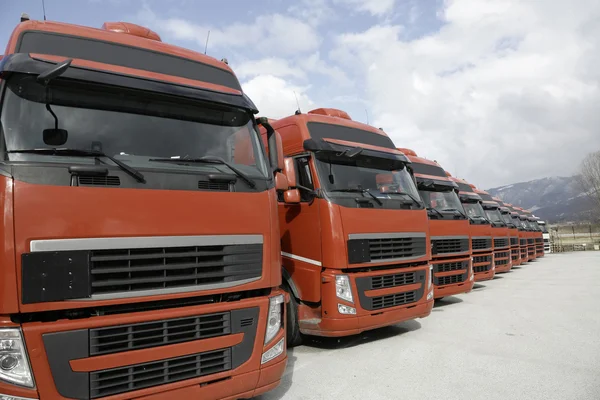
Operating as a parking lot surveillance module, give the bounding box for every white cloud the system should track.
[332,0,600,187]
[287,0,336,26]
[243,75,316,119]
[333,0,397,16]
[136,7,320,56]
[235,58,306,80]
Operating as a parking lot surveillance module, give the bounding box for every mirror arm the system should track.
[256,117,279,173]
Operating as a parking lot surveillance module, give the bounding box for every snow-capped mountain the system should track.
[486,176,595,223]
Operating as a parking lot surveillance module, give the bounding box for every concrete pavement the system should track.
[257,252,600,400]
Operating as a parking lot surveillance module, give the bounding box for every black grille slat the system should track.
[371,272,416,289]
[90,313,230,356]
[434,261,467,273]
[432,238,469,255]
[527,239,534,244]
[473,255,492,264]
[494,238,509,248]
[78,175,121,186]
[495,258,509,266]
[436,274,465,285]
[198,181,230,191]
[90,349,231,398]
[368,237,426,261]
[90,244,262,295]
[471,238,492,250]
[473,265,490,273]
[510,237,519,246]
[371,291,417,310]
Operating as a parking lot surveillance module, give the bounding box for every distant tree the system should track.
[576,150,600,218]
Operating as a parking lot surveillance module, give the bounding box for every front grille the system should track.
[473,265,490,273]
[472,238,492,250]
[510,237,519,246]
[371,272,416,289]
[535,238,543,243]
[371,291,417,310]
[79,175,121,186]
[495,258,509,266]
[494,238,509,248]
[543,238,549,243]
[520,239,527,246]
[432,237,469,255]
[368,237,427,261]
[436,274,465,285]
[494,251,509,260]
[527,239,534,245]
[511,248,519,260]
[90,312,230,356]
[434,261,468,273]
[90,244,262,295]
[198,181,230,191]
[473,255,492,264]
[90,349,231,398]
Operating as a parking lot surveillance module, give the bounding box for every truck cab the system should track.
[471,188,512,273]
[514,207,535,262]
[493,198,521,268]
[400,150,474,299]
[0,17,286,400]
[265,108,433,345]
[450,176,495,281]
[538,219,551,253]
[530,216,545,257]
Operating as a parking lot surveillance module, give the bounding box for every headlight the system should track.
[0,329,34,388]
[335,275,353,303]
[264,294,284,345]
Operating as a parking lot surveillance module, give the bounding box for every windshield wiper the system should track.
[426,207,445,219]
[385,191,423,208]
[330,188,383,205]
[149,156,256,188]
[7,148,146,183]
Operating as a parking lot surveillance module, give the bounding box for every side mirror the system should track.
[275,172,288,191]
[283,157,297,187]
[43,128,68,146]
[284,189,300,204]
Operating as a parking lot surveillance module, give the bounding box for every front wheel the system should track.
[283,283,302,347]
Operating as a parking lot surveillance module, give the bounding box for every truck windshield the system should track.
[419,189,464,214]
[500,212,514,226]
[462,201,487,220]
[484,208,504,224]
[314,153,420,202]
[1,74,269,180]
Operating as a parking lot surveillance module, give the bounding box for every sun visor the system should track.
[302,138,410,163]
[416,177,458,191]
[0,53,258,113]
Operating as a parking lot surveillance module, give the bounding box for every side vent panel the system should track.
[79,176,121,186]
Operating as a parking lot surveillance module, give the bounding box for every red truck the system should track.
[514,207,536,261]
[262,108,433,346]
[449,176,495,281]
[492,198,521,267]
[531,216,545,257]
[470,187,512,273]
[399,150,474,299]
[503,203,526,265]
[0,16,288,400]
[263,108,434,346]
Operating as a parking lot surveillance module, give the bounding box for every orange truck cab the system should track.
[514,207,535,261]
[471,188,512,273]
[0,17,287,400]
[492,198,521,267]
[504,204,526,265]
[264,108,433,345]
[399,150,474,299]
[450,176,495,281]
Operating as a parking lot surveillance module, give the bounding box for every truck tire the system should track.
[283,283,302,347]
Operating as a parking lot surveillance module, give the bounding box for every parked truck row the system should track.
[0,16,548,400]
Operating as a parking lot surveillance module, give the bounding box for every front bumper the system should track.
[15,292,287,400]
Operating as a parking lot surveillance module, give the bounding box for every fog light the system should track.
[261,338,284,364]
[337,304,356,315]
[426,290,434,300]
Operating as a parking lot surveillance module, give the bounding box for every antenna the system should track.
[204,30,210,55]
[42,0,47,20]
[293,91,301,114]
[365,109,369,124]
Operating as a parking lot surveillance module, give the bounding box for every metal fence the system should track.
[549,223,600,252]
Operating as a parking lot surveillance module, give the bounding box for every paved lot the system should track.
[257,252,600,400]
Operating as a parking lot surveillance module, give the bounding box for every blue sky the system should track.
[1,0,599,188]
